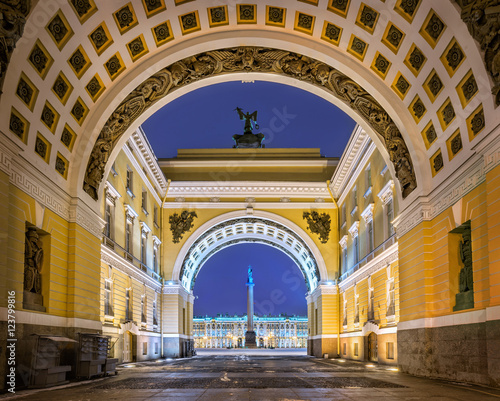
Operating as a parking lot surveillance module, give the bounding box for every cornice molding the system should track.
[167,181,330,198]
[101,245,161,291]
[395,129,500,238]
[377,180,394,205]
[331,126,370,198]
[361,203,375,223]
[131,128,168,193]
[348,221,360,238]
[123,144,162,205]
[125,204,139,222]
[310,284,338,303]
[339,235,348,249]
[69,198,105,238]
[163,201,335,209]
[337,142,377,206]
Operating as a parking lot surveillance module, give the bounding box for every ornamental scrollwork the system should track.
[83,47,417,200]
[303,211,331,244]
[0,0,31,96]
[169,210,197,244]
[456,0,500,106]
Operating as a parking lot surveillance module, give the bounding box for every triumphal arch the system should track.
[1,0,499,389]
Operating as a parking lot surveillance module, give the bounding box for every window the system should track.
[387,342,394,359]
[141,189,147,213]
[125,288,131,321]
[141,295,147,323]
[153,299,158,326]
[354,343,359,356]
[367,220,374,252]
[368,287,374,321]
[353,186,357,207]
[125,222,132,253]
[342,247,347,270]
[387,199,394,237]
[104,280,113,316]
[366,164,372,188]
[126,168,134,195]
[104,202,112,238]
[111,162,117,176]
[143,342,147,355]
[354,294,359,324]
[155,342,159,354]
[387,279,395,316]
[154,205,158,226]
[354,236,359,264]
[341,203,346,225]
[141,234,147,265]
[153,245,158,272]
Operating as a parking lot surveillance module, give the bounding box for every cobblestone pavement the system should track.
[3,352,500,400]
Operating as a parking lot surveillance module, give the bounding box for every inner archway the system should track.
[192,243,308,350]
[172,210,330,293]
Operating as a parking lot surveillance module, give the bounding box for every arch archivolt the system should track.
[171,210,329,293]
[82,44,418,202]
[0,0,497,218]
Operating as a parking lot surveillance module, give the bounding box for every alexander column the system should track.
[245,266,257,348]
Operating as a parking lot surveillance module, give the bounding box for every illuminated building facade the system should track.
[193,315,308,349]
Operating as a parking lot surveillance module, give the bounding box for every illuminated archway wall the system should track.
[1,0,500,387]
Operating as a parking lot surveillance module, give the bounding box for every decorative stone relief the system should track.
[373,53,390,76]
[0,0,30,96]
[169,210,197,243]
[303,211,331,243]
[267,6,284,25]
[456,0,500,105]
[359,5,378,31]
[83,47,417,200]
[425,124,437,145]
[424,11,445,42]
[470,106,485,135]
[24,227,43,294]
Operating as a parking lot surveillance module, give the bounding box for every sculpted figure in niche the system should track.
[24,227,43,294]
[459,227,473,293]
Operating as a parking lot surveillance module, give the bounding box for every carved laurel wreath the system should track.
[83,46,417,200]
[303,211,331,244]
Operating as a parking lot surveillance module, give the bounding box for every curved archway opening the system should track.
[192,243,309,350]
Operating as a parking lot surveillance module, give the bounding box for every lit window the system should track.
[105,280,113,316]
[387,199,394,237]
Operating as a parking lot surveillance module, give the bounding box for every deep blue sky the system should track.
[193,243,308,317]
[142,81,356,158]
[143,81,354,317]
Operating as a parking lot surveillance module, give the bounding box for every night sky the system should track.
[142,81,356,158]
[142,81,355,317]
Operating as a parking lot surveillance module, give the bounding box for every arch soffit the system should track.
[171,210,329,292]
[1,0,497,214]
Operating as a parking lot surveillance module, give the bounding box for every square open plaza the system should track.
[1,0,500,399]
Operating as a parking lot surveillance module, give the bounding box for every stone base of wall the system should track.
[398,319,500,387]
[308,337,338,358]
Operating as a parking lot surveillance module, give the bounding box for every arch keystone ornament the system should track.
[83,47,417,200]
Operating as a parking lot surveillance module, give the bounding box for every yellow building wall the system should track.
[399,178,493,322]
[103,150,161,269]
[161,206,338,282]
[487,164,500,306]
